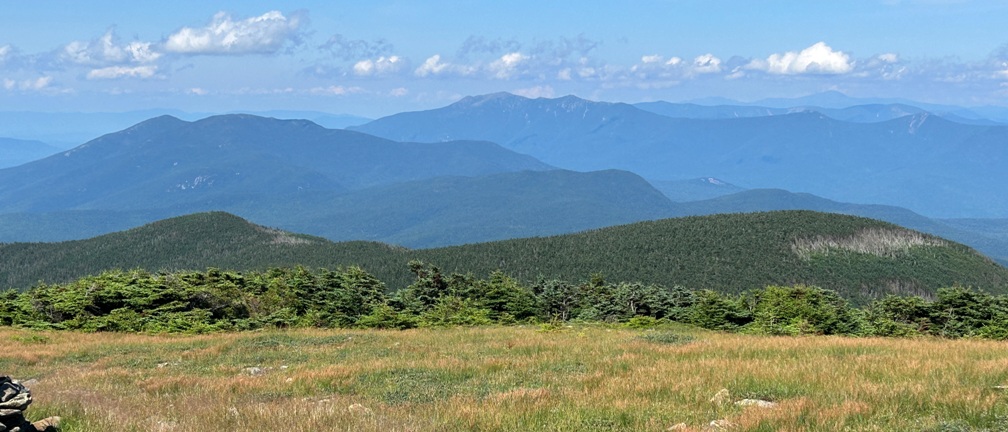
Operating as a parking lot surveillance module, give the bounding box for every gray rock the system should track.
[243,367,265,376]
[707,419,735,430]
[735,398,776,408]
[709,388,731,406]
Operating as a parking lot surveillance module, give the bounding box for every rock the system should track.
[708,419,735,430]
[243,367,265,376]
[993,385,1008,390]
[709,388,731,406]
[667,422,689,431]
[735,398,776,408]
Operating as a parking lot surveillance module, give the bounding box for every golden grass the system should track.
[2,325,1007,431]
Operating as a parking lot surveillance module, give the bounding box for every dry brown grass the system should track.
[3,325,1007,431]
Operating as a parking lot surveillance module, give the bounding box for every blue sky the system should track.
[2,1,1008,117]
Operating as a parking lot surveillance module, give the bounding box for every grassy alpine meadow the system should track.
[3,324,1008,432]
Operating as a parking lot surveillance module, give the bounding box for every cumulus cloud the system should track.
[320,34,393,61]
[414,54,476,77]
[488,52,527,79]
[415,55,448,77]
[692,54,723,74]
[747,42,853,75]
[87,65,158,80]
[165,10,306,55]
[0,45,10,63]
[389,87,408,97]
[59,29,162,66]
[352,55,405,76]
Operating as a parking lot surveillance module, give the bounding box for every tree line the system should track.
[1,262,1006,339]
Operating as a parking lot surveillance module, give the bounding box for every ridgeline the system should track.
[2,211,1006,303]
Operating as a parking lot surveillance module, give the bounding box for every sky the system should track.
[2,0,1008,117]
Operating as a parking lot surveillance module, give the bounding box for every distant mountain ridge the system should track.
[0,137,62,169]
[353,92,1008,218]
[0,109,370,149]
[632,101,993,124]
[0,114,551,212]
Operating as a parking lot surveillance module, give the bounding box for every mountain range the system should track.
[2,93,1008,271]
[0,110,370,148]
[0,114,550,213]
[351,92,1008,218]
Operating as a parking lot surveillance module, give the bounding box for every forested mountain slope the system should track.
[3,211,1004,304]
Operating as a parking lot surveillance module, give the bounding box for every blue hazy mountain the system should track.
[352,93,1008,218]
[236,169,681,248]
[633,101,964,124]
[0,114,676,248]
[0,114,551,213]
[691,91,1006,124]
[650,177,745,202]
[0,137,62,169]
[0,109,370,150]
[2,108,1007,266]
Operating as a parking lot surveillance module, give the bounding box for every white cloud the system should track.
[127,41,162,63]
[692,54,722,74]
[352,55,404,76]
[630,54,682,73]
[877,53,899,63]
[310,85,365,96]
[415,55,448,77]
[87,65,158,80]
[747,42,853,75]
[389,87,408,97]
[164,11,305,55]
[189,87,208,95]
[3,76,52,91]
[641,54,663,64]
[0,45,10,63]
[488,52,527,79]
[557,68,572,80]
[414,54,476,77]
[60,30,162,66]
[512,85,554,98]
